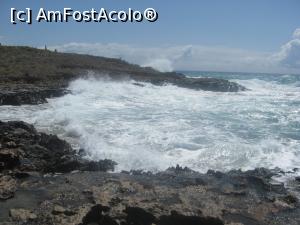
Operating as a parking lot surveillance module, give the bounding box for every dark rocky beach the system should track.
[1,121,300,225]
[0,46,300,225]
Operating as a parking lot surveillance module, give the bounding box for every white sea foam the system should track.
[0,76,299,172]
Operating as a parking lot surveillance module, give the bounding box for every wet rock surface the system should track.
[0,72,245,106]
[0,121,116,174]
[128,73,246,92]
[0,89,68,106]
[0,121,299,225]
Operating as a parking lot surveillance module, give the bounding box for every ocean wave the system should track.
[0,76,299,172]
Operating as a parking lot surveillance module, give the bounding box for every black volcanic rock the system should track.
[175,77,246,91]
[1,167,299,224]
[0,89,68,106]
[0,121,299,224]
[0,121,116,173]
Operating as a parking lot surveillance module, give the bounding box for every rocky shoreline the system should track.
[1,46,299,224]
[0,76,246,106]
[1,121,300,225]
[0,46,246,106]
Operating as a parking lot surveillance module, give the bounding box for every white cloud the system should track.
[273,28,300,69]
[143,58,173,72]
[49,29,300,74]
[293,28,300,39]
[49,43,195,72]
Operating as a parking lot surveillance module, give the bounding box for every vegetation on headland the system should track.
[0,45,159,83]
[0,45,246,106]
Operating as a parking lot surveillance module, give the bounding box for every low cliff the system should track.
[0,46,246,106]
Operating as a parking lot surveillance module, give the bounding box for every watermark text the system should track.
[10,8,158,24]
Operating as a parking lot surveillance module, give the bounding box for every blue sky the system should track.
[1,0,300,73]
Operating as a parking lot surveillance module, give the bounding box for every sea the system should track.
[0,71,299,174]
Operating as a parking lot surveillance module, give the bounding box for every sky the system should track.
[1,0,300,74]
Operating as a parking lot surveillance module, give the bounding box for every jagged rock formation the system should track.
[0,121,116,174]
[0,121,299,225]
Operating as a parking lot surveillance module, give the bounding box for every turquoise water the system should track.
[0,72,299,172]
[183,71,300,141]
[182,71,300,85]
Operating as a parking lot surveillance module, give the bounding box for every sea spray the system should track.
[0,74,299,172]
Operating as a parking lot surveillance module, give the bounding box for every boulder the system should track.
[0,149,20,171]
[9,208,37,221]
[0,175,17,200]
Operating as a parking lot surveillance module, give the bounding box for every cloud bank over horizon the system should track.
[273,28,300,70]
[49,28,300,74]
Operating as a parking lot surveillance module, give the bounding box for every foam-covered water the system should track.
[0,72,299,172]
